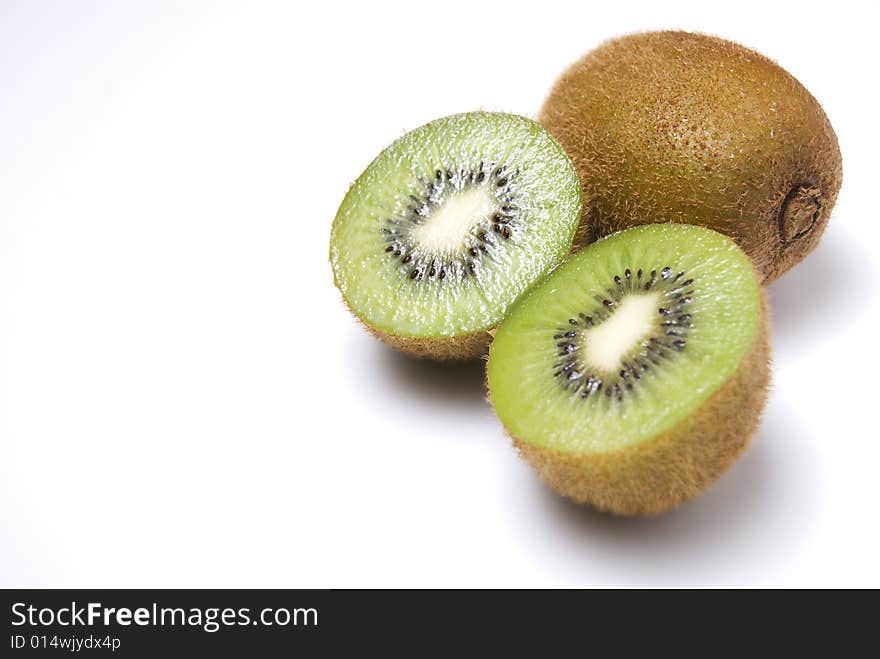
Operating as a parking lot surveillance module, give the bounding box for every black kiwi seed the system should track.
[381,160,522,282]
[550,265,697,402]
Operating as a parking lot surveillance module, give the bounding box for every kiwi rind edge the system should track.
[368,324,492,361]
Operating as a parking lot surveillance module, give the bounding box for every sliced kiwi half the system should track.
[488,224,770,515]
[330,112,581,360]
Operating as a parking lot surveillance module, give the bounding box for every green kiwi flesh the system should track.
[330,112,581,359]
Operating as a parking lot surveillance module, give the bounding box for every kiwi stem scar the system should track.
[779,184,822,244]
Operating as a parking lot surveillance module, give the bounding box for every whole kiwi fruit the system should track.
[538,31,842,282]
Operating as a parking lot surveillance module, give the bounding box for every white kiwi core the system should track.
[412,187,498,256]
[580,293,660,372]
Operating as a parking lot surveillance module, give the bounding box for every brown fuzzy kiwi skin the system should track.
[538,30,842,283]
[337,292,492,360]
[512,292,771,517]
[367,324,491,360]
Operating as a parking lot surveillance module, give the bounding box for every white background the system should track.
[2,0,878,587]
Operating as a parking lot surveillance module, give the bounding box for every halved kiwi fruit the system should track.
[488,224,770,515]
[330,112,581,360]
[538,31,842,282]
